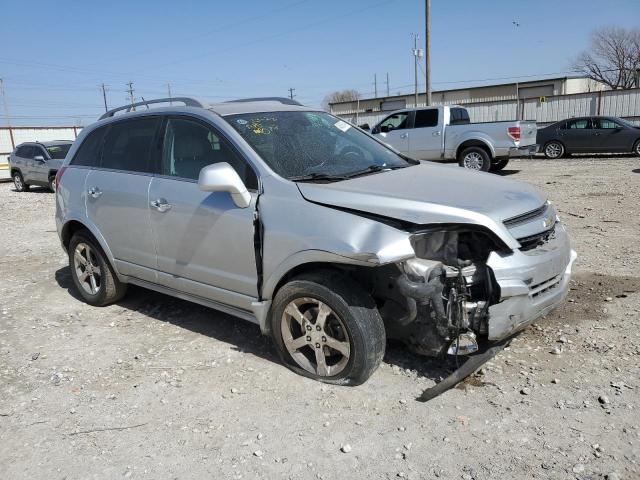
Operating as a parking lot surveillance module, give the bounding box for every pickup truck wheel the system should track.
[458,147,491,172]
[543,141,564,159]
[270,270,385,385]
[12,172,30,192]
[69,230,127,306]
[491,158,509,171]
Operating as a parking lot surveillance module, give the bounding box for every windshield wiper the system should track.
[343,164,409,179]
[289,172,350,182]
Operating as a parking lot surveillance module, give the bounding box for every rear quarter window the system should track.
[70,126,107,167]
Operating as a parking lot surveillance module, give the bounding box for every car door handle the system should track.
[150,198,172,213]
[432,131,442,136]
[87,187,102,199]
[400,133,409,139]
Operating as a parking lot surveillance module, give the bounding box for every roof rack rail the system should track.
[99,97,205,120]
[225,97,303,106]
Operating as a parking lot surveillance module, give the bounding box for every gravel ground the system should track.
[0,156,639,480]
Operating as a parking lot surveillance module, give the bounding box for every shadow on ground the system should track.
[495,169,520,176]
[56,267,640,384]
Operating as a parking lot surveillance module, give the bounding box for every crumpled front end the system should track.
[376,202,576,357]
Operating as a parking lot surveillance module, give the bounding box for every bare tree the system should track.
[573,27,640,89]
[321,89,361,111]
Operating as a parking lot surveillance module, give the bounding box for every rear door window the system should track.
[101,117,161,173]
[16,145,34,158]
[564,119,591,129]
[593,118,622,129]
[414,109,439,128]
[71,126,107,167]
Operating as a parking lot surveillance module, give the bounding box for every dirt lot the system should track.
[1,156,639,480]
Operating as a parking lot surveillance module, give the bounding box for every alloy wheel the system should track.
[13,174,23,191]
[463,152,484,170]
[545,142,563,158]
[280,297,350,377]
[73,243,102,295]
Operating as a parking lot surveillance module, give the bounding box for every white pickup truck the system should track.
[368,105,537,172]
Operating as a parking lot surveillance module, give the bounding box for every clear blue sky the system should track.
[1,0,639,125]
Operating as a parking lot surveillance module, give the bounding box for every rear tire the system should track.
[458,147,491,172]
[633,139,640,157]
[491,158,509,171]
[543,141,564,159]
[48,175,56,192]
[12,171,29,192]
[68,230,127,306]
[270,270,385,385]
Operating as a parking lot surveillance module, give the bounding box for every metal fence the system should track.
[0,126,82,180]
[334,88,640,127]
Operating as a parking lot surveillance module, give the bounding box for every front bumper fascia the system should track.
[486,224,576,340]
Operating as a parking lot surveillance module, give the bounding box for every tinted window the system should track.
[46,144,72,159]
[71,127,107,167]
[15,145,33,158]
[162,117,258,189]
[564,119,590,129]
[450,108,470,125]
[379,112,409,131]
[594,118,622,129]
[414,109,438,128]
[102,117,161,173]
[32,146,47,159]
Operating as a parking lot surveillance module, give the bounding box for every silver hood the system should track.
[297,163,547,248]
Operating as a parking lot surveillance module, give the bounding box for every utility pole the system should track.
[100,83,108,112]
[288,87,296,100]
[386,72,390,97]
[374,74,378,98]
[0,78,11,126]
[412,34,423,107]
[126,81,135,111]
[167,83,173,105]
[425,0,432,105]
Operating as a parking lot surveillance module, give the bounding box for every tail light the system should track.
[507,126,521,142]
[55,166,67,191]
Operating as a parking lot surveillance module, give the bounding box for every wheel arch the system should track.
[455,139,494,161]
[60,218,120,279]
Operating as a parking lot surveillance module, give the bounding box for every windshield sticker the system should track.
[334,120,351,132]
[236,119,248,125]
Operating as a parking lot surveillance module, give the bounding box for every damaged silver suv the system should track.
[55,97,576,385]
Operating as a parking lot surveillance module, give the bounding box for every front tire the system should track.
[69,230,127,306]
[12,172,29,192]
[543,141,564,159]
[270,270,385,385]
[458,147,491,172]
[633,139,640,157]
[48,175,56,192]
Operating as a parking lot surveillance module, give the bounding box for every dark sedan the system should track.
[536,116,640,158]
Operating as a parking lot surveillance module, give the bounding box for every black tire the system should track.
[68,230,127,306]
[458,146,491,172]
[270,270,385,386]
[48,175,56,192]
[491,158,510,171]
[12,171,29,192]
[633,139,640,157]
[543,140,564,159]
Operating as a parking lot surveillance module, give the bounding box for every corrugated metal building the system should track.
[330,76,606,117]
[0,126,81,180]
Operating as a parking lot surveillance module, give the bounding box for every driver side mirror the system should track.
[33,155,45,162]
[359,123,370,131]
[198,162,252,208]
[380,125,391,133]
